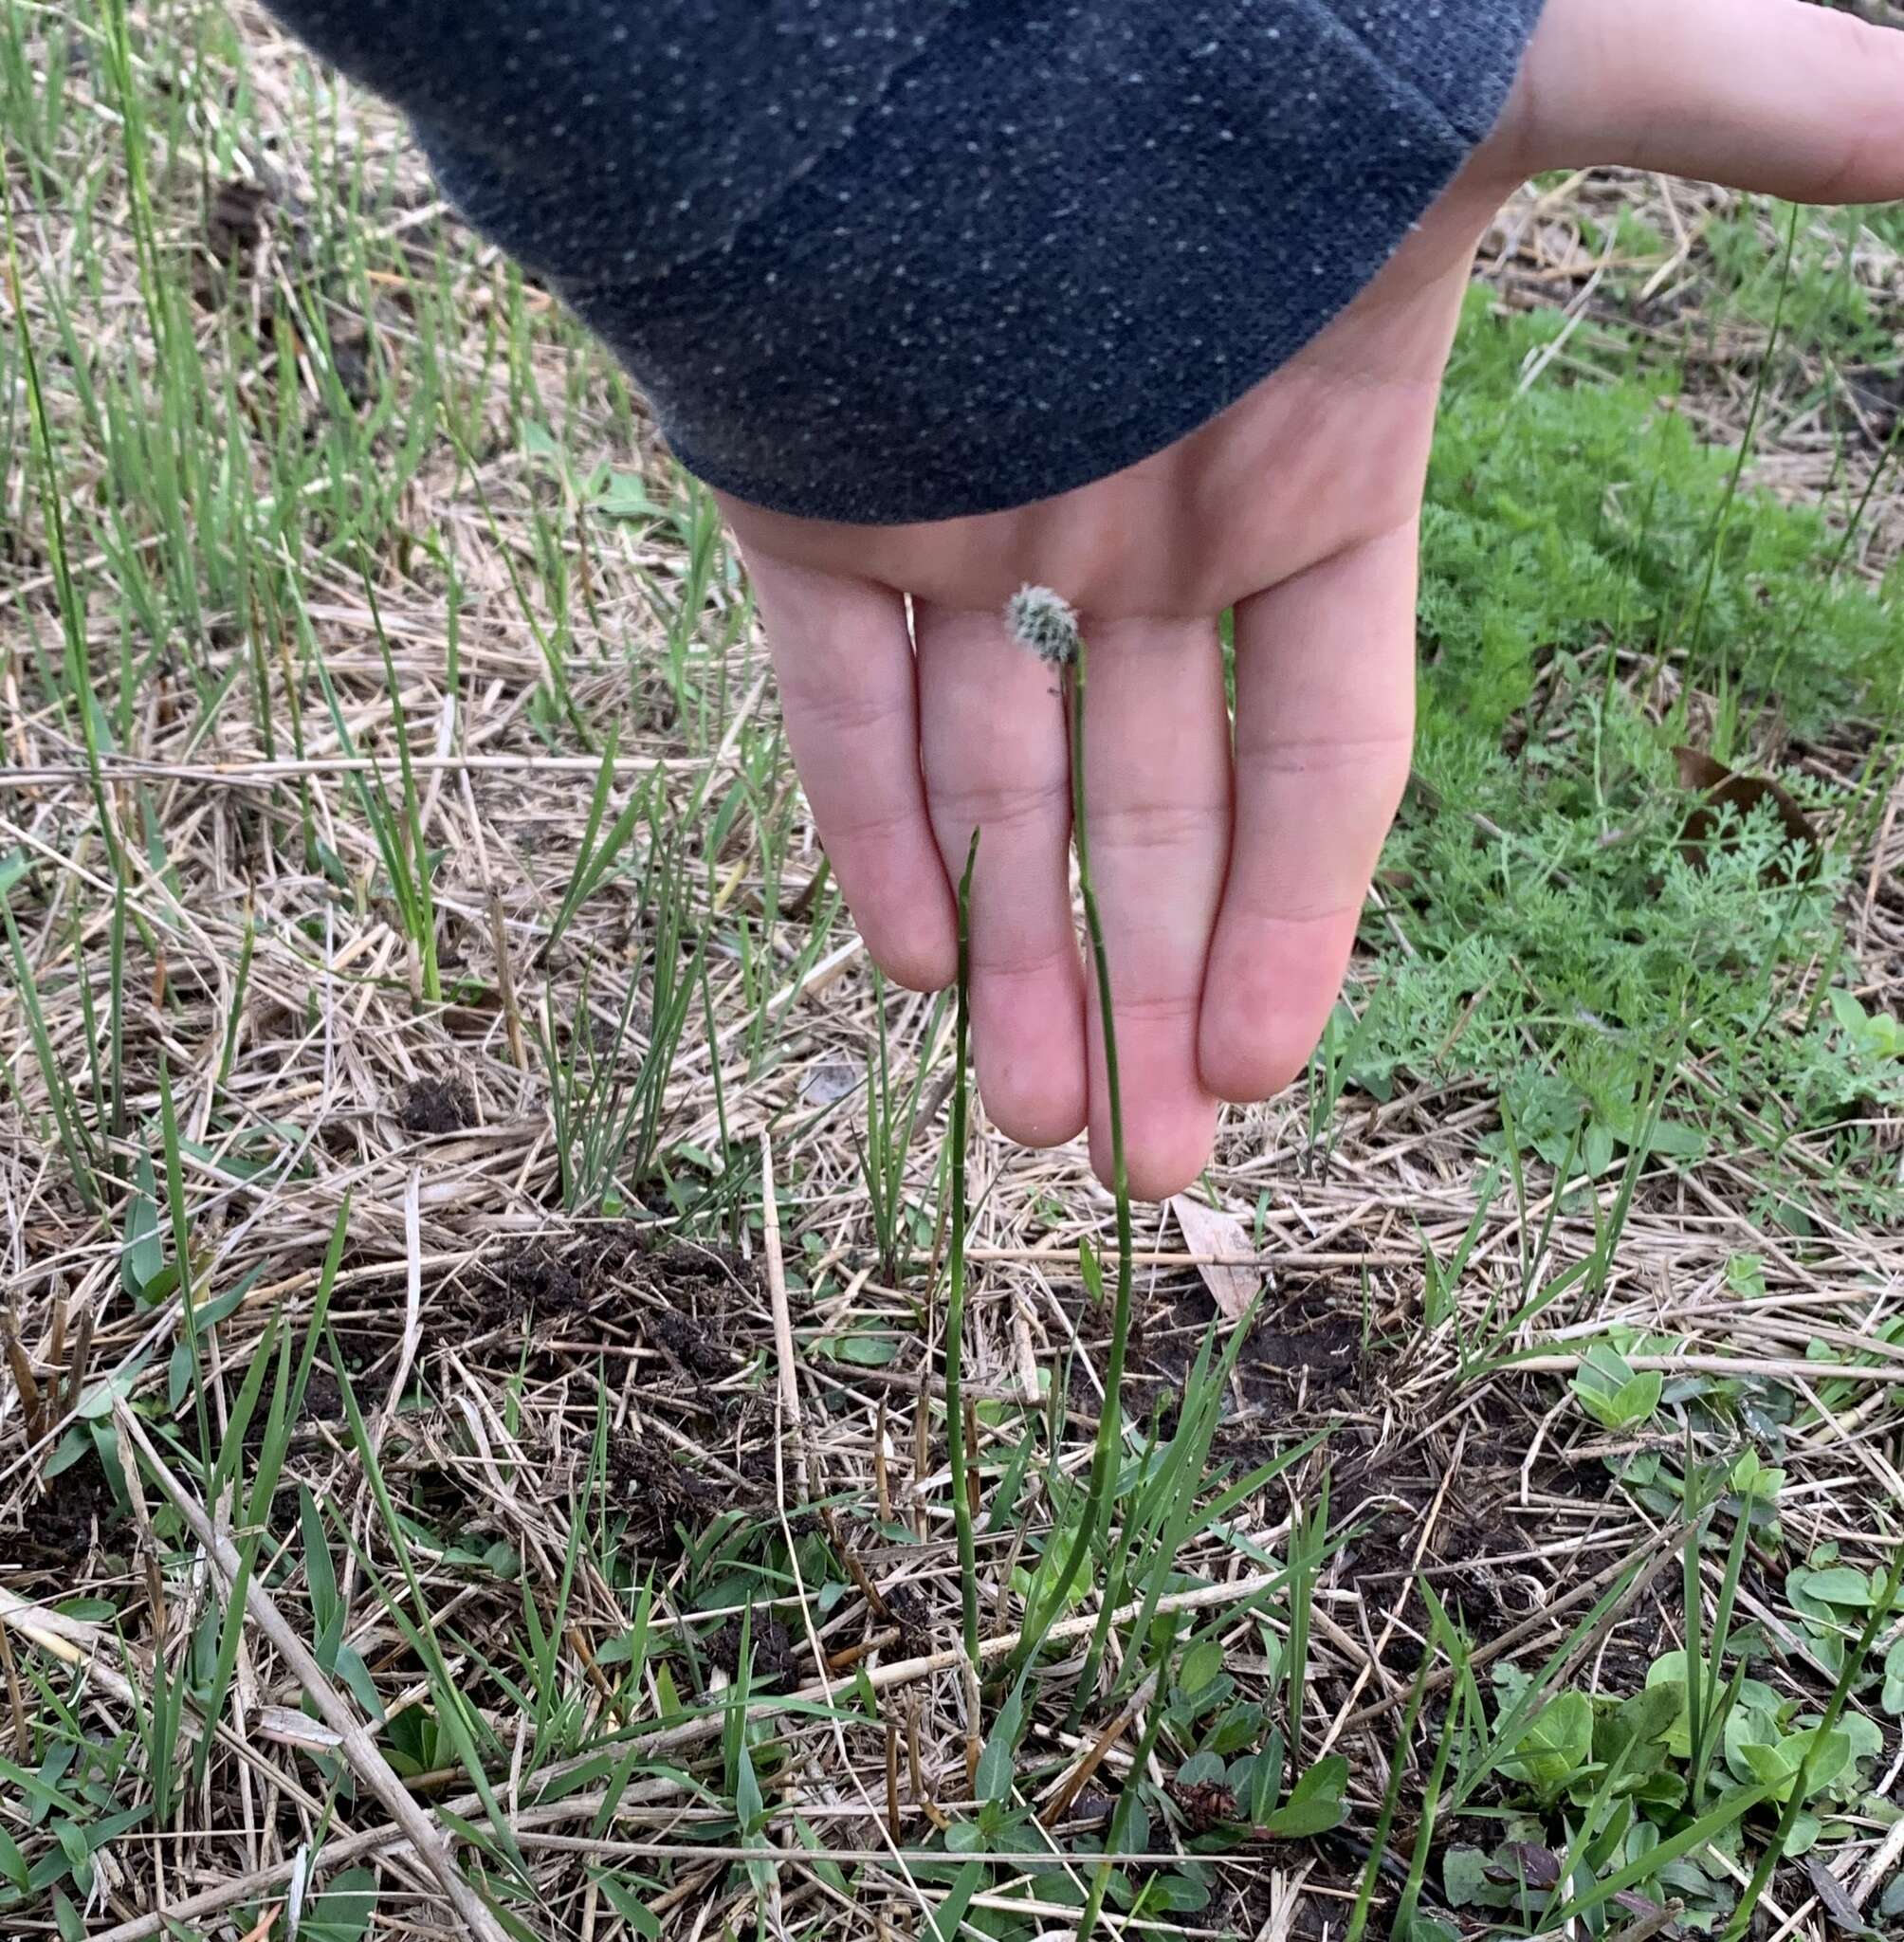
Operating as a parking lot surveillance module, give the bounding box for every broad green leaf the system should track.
[1260,1755,1347,1838]
[1607,1371,1663,1427]
[1730,1447,1785,1501]
[1800,1566,1878,1608]
[332,1644,384,1723]
[1646,1654,1694,1759]
[1443,1847,1511,1910]
[1151,1871,1212,1912]
[1736,1726,1849,1804]
[1644,1116,1707,1159]
[1601,1679,1684,1768]
[595,1876,662,1938]
[300,1866,378,1942]
[1500,1690,1594,1796]
[1178,1640,1224,1697]
[928,1859,986,1942]
[834,1331,898,1366]
[1835,1710,1883,1768]
[120,1157,164,1300]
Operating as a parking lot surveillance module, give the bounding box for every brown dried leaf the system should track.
[1165,1776,1239,1834]
[1168,1194,1260,1323]
[1673,744,1821,881]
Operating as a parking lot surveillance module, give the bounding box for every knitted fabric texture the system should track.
[265,1,1547,523]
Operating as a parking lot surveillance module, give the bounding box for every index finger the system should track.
[742,551,957,993]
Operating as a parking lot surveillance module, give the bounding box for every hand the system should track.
[720,0,1904,1200]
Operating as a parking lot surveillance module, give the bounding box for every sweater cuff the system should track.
[265,1,1551,525]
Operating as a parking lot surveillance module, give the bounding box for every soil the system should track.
[329,1323,393,1408]
[1839,361,1904,449]
[236,1361,346,1456]
[194,175,288,315]
[1228,1844,1372,1941]
[491,1242,585,1323]
[1071,1279,1595,1655]
[882,1580,932,1655]
[204,177,268,268]
[704,1614,798,1688]
[607,1430,718,1511]
[647,1305,731,1379]
[326,317,376,408]
[398,1075,474,1135]
[1121,1281,1368,1425]
[12,1458,124,1565]
[1330,1447,1539,1646]
[485,1227,757,1378]
[299,1370,344,1422]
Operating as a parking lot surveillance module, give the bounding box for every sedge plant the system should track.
[1001,586,1137,1663]
[943,832,982,1668]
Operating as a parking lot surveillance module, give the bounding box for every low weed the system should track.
[1356,293,1904,1229]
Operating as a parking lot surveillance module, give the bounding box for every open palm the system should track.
[721,0,1904,1198]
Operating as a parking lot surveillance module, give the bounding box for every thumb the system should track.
[1504,0,1904,203]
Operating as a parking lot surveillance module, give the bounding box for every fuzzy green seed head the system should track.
[1006,584,1080,668]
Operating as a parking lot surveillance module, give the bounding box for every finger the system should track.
[744,551,956,991]
[1516,0,1904,202]
[1082,617,1231,1200]
[916,604,1088,1146]
[1199,526,1417,1105]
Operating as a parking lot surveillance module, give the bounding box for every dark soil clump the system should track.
[883,1581,932,1655]
[399,1076,474,1135]
[1238,1292,1364,1403]
[1124,1281,1366,1424]
[606,1433,724,1535]
[648,1306,730,1380]
[497,1243,585,1322]
[299,1370,344,1421]
[14,1460,124,1564]
[705,1614,798,1687]
[485,1227,757,1350]
[204,178,269,271]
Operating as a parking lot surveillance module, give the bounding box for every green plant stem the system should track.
[1076,1628,1175,1942]
[943,831,982,1671]
[1391,1680,1462,1940]
[158,1055,213,1477]
[1682,202,1799,679]
[1345,1658,1434,1942]
[1019,633,1134,1656]
[3,200,124,889]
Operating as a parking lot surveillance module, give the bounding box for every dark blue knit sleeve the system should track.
[262,1,1547,524]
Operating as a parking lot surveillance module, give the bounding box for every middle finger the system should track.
[918,599,1088,1149]
[1081,615,1232,1199]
